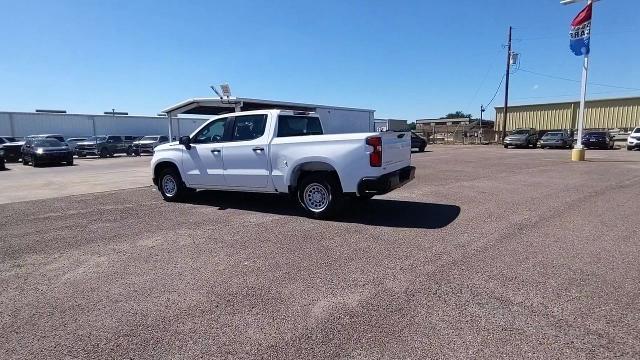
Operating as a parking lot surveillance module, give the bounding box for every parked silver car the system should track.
[539,132,573,149]
[132,135,170,155]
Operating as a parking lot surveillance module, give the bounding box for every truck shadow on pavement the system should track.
[186,191,460,229]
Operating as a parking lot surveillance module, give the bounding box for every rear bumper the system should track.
[358,166,415,196]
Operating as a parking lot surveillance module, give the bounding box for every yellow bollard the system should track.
[571,148,586,161]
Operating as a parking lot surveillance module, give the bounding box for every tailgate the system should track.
[381,132,411,167]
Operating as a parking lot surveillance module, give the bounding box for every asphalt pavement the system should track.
[1,145,639,359]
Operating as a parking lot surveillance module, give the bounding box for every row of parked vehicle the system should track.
[0,134,171,168]
[503,127,640,150]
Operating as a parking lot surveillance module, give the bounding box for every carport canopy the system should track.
[162,97,377,117]
[161,97,374,139]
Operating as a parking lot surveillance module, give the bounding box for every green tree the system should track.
[443,111,472,119]
[408,122,417,130]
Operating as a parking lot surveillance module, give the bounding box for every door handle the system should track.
[211,149,221,154]
[252,146,265,152]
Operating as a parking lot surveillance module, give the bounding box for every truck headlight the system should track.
[0,149,4,156]
[36,148,44,154]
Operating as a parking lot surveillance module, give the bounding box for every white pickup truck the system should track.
[151,109,415,218]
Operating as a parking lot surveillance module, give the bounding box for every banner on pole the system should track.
[569,3,592,56]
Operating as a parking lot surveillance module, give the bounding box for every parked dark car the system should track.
[582,131,614,149]
[0,136,18,144]
[74,135,133,158]
[0,136,21,162]
[539,131,573,149]
[0,146,5,170]
[133,135,170,155]
[22,138,74,167]
[504,128,538,148]
[410,131,427,152]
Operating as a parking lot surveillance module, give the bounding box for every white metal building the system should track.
[0,111,207,138]
[162,97,376,139]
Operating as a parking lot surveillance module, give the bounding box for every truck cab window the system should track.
[277,115,323,137]
[193,118,227,144]
[232,115,267,141]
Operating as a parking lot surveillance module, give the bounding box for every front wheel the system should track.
[503,144,508,149]
[99,148,109,158]
[628,146,633,151]
[297,173,343,219]
[418,146,426,152]
[158,168,188,202]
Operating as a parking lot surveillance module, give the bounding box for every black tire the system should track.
[297,172,343,219]
[22,157,29,165]
[99,148,108,158]
[66,158,74,166]
[628,146,633,151]
[503,144,508,148]
[418,146,426,152]
[78,153,86,158]
[530,142,537,149]
[126,146,133,156]
[157,168,187,202]
[32,157,39,167]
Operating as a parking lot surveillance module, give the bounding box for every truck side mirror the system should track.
[179,136,191,150]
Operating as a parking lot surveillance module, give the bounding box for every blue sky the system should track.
[0,0,638,120]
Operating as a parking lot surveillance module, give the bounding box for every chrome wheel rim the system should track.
[303,183,330,212]
[161,174,177,197]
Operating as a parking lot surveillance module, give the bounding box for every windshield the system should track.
[634,128,640,134]
[543,133,562,138]
[141,136,159,141]
[85,136,107,142]
[585,132,606,136]
[34,139,63,147]
[511,129,530,135]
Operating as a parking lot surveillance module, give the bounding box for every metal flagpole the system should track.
[576,53,589,150]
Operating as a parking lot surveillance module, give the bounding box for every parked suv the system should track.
[74,135,133,157]
[65,137,88,151]
[133,135,170,155]
[504,128,538,148]
[627,127,640,151]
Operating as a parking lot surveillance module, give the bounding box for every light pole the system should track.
[563,0,597,161]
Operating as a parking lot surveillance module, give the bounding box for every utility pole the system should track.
[480,105,485,143]
[500,26,512,142]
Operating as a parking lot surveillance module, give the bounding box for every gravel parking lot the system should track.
[1,146,639,358]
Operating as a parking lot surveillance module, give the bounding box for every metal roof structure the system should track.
[162,97,375,117]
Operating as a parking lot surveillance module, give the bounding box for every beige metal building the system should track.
[495,96,640,132]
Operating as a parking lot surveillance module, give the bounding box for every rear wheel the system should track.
[297,173,343,219]
[126,146,133,156]
[32,157,39,167]
[503,144,508,148]
[66,158,74,166]
[418,145,426,152]
[22,157,29,165]
[158,168,187,202]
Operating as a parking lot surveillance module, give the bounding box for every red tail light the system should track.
[366,136,382,167]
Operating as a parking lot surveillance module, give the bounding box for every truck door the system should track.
[222,114,271,189]
[182,117,229,187]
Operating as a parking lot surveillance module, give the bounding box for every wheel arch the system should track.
[287,160,342,193]
[153,160,182,186]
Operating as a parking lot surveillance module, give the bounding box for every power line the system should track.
[518,68,640,91]
[484,74,506,107]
